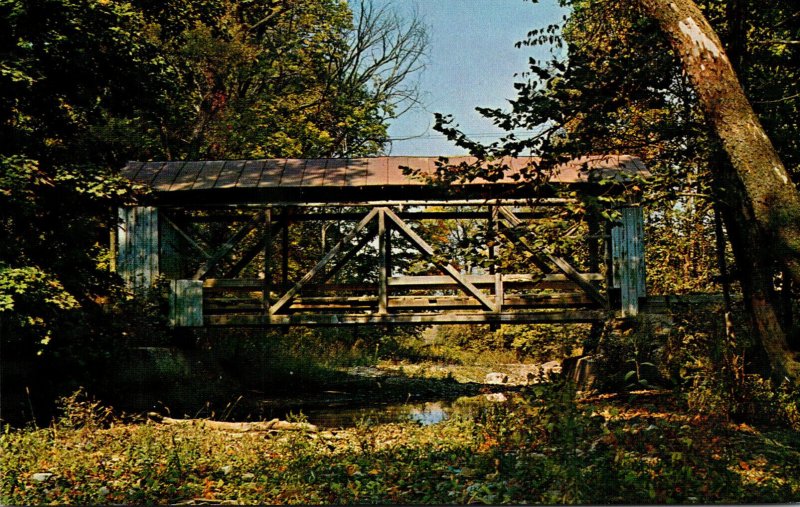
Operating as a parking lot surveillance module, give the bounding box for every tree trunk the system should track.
[636,0,800,383]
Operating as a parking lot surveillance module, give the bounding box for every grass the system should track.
[3,386,799,505]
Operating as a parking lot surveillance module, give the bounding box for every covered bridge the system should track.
[117,155,649,327]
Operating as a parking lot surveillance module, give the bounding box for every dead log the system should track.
[148,413,318,432]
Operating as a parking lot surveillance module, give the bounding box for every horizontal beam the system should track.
[169,210,555,222]
[202,273,604,291]
[205,310,612,326]
[154,198,576,209]
[203,273,604,293]
[387,273,603,289]
[204,293,596,313]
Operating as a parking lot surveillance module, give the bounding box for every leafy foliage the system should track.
[2,385,799,504]
[1,0,425,365]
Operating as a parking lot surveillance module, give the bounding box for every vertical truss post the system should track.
[489,206,502,323]
[488,206,496,275]
[587,207,600,273]
[263,207,272,315]
[378,209,388,314]
[270,208,379,316]
[281,208,290,289]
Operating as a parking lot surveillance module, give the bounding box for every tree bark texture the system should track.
[636,0,800,382]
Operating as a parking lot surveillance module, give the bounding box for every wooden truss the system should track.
[115,198,646,328]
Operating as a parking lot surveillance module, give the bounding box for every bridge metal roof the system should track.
[122,155,647,205]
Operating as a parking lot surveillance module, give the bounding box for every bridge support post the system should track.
[611,206,646,316]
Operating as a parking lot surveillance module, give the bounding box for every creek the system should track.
[259,392,517,429]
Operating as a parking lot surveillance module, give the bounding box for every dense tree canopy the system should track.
[432,0,800,382]
[0,0,426,356]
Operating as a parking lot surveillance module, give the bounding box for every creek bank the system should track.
[100,347,565,425]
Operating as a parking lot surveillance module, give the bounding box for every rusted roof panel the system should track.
[258,159,285,187]
[238,160,264,188]
[170,161,204,191]
[281,159,305,186]
[364,157,388,186]
[325,159,348,187]
[152,161,182,191]
[136,161,166,186]
[215,160,245,189]
[302,159,327,187]
[121,155,648,198]
[345,159,368,187]
[193,161,225,190]
[387,157,415,185]
[122,161,144,181]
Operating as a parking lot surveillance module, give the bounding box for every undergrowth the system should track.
[2,384,799,505]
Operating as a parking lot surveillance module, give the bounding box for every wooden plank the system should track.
[206,310,611,327]
[117,207,131,284]
[200,273,603,292]
[292,210,550,221]
[269,208,380,315]
[120,206,159,291]
[170,279,203,327]
[383,208,496,312]
[281,208,290,286]
[378,209,388,314]
[263,208,272,313]
[495,273,503,312]
[205,293,592,310]
[387,273,603,289]
[611,206,646,316]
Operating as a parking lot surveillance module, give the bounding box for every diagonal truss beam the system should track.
[318,222,378,286]
[222,220,285,278]
[162,213,211,259]
[270,208,380,315]
[497,206,607,307]
[192,214,262,280]
[383,208,497,312]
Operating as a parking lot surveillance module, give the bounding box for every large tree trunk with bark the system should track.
[635,0,800,382]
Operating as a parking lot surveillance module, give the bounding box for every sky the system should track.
[371,0,568,156]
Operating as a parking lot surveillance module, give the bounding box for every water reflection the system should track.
[299,394,509,429]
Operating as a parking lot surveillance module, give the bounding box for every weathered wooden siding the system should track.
[611,206,646,316]
[169,280,204,327]
[117,206,160,291]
